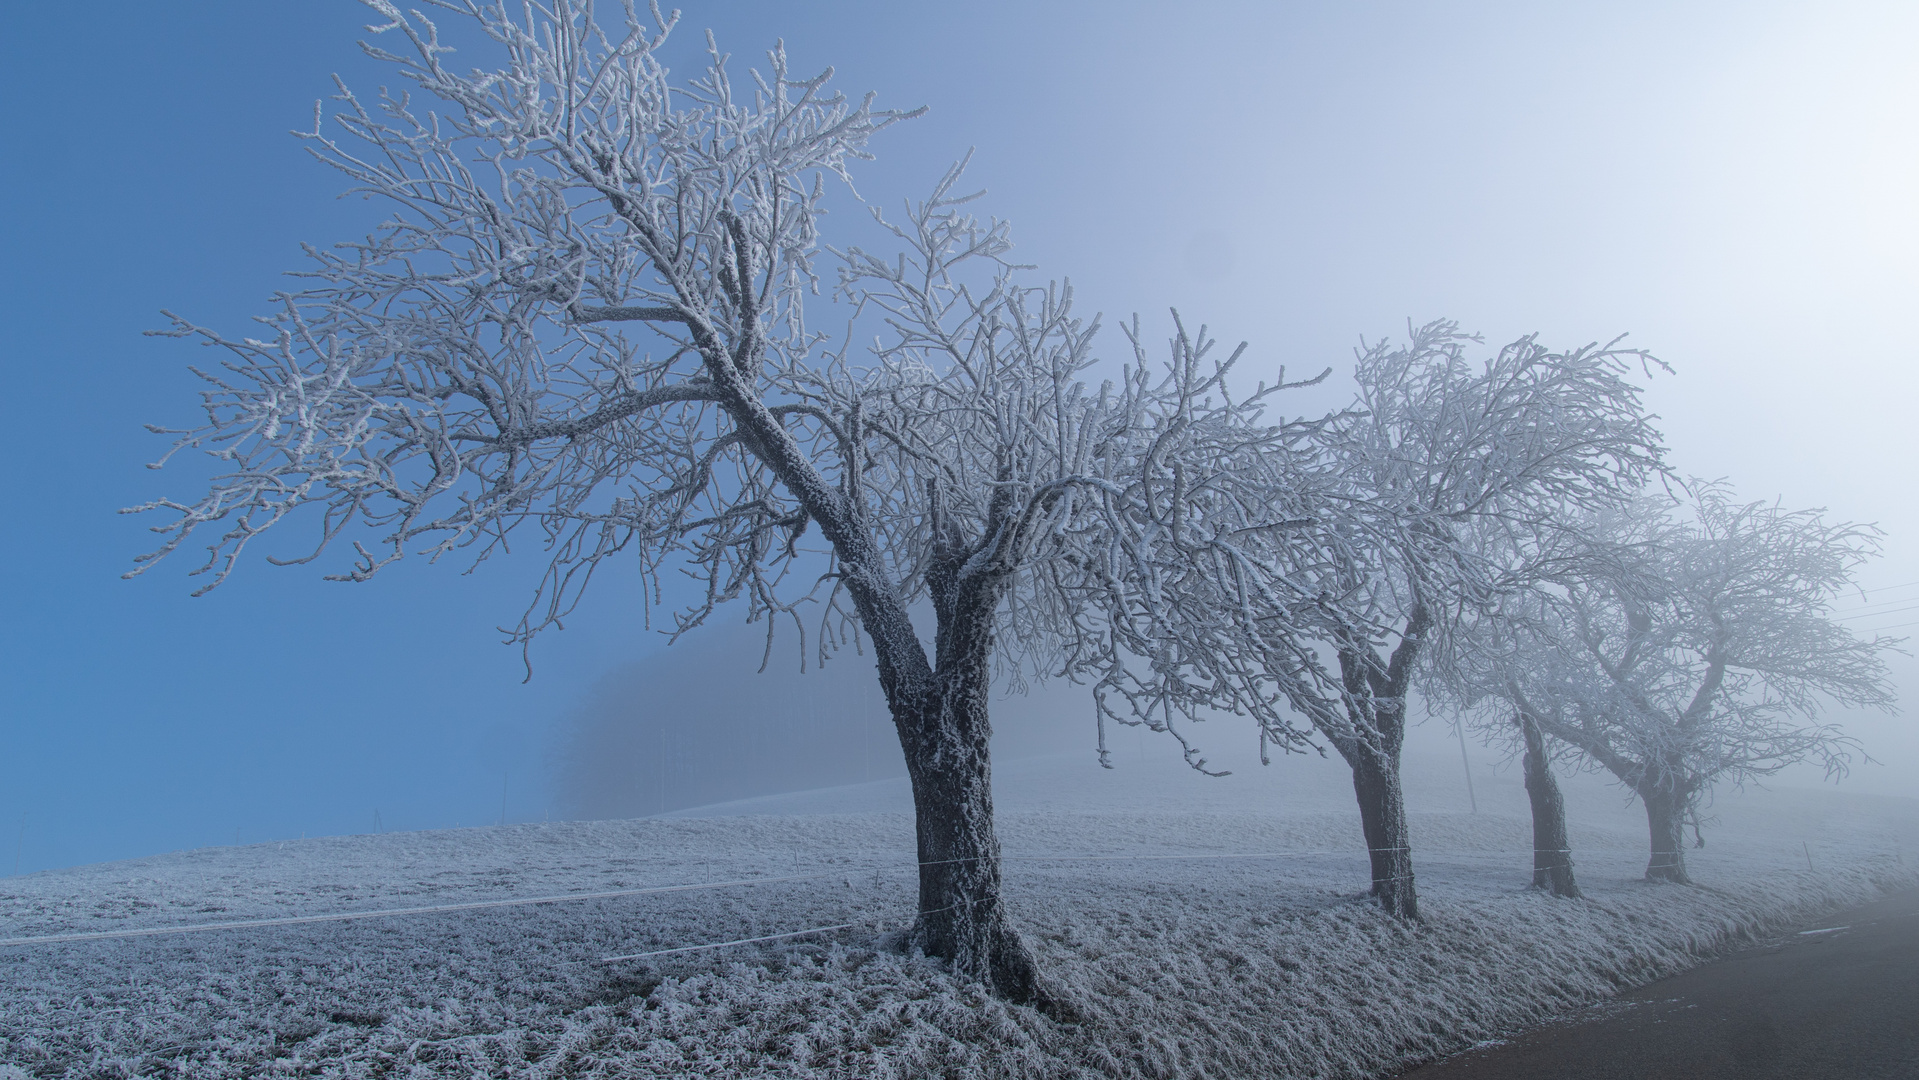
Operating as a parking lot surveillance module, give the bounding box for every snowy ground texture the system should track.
[3,748,1916,1079]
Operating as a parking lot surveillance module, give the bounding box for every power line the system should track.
[1834,599,1919,616]
[1852,579,1919,595]
[1834,603,1919,622]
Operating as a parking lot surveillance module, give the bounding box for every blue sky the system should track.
[3,1,1915,874]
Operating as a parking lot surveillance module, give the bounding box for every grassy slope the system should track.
[2,749,1914,1078]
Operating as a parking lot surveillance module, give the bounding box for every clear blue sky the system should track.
[3,1,1914,874]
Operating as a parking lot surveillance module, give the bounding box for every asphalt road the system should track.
[1397,887,1919,1080]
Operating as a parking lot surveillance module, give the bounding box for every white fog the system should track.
[2,1,1915,1077]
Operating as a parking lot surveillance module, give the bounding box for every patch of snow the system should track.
[2,751,1913,1078]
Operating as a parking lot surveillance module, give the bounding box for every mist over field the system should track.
[2,4,1918,1075]
[0,2,1914,1051]
[553,635,1918,836]
[0,0,1909,874]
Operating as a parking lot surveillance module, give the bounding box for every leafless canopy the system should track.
[1497,485,1897,791]
[1090,320,1669,915]
[1432,481,1899,880]
[122,0,1313,1001]
[1097,321,1671,759]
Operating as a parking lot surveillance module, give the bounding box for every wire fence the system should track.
[0,871,838,948]
[1,842,1889,957]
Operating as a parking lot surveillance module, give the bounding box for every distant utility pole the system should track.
[1456,720,1478,814]
[500,769,508,827]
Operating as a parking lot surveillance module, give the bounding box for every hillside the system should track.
[2,749,1914,1078]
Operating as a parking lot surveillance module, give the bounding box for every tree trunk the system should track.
[790,572,1044,1005]
[864,569,1045,1006]
[899,690,1040,1004]
[1329,609,1428,920]
[1516,710,1581,898]
[1640,786,1691,884]
[701,319,1045,1004]
[1345,741,1418,919]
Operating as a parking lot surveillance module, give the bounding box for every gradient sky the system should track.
[3,1,1915,875]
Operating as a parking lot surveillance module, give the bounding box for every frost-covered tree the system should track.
[1510,689,1582,897]
[1431,582,1604,899]
[1098,323,1666,917]
[122,0,1285,1003]
[1479,486,1898,884]
[1067,322,1340,778]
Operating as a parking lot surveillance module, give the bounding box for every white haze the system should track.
[552,620,1562,826]
[547,0,1919,819]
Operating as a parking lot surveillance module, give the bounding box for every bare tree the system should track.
[1431,585,1598,899]
[122,0,1285,1003]
[1096,322,1666,917]
[1512,697,1581,897]
[1065,320,1340,778]
[1485,486,1899,884]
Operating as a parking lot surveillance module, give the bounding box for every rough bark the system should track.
[1516,709,1581,898]
[1343,740,1418,918]
[1541,709,1693,885]
[1641,785,1692,884]
[841,602,1044,1005]
[670,272,1056,1004]
[1326,604,1429,920]
[820,504,1053,1008]
[897,671,1039,1003]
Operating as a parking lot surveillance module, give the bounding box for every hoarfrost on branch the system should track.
[123,0,1306,1005]
[1447,484,1899,883]
[1101,320,1669,916]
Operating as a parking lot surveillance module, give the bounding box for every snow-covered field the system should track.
[3,747,1915,1079]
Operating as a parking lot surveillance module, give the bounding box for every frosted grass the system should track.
[3,753,1913,1078]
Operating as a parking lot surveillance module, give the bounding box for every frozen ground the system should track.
[2,746,1915,1079]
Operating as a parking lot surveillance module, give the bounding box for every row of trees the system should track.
[1429,486,1896,892]
[128,1,1896,1007]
